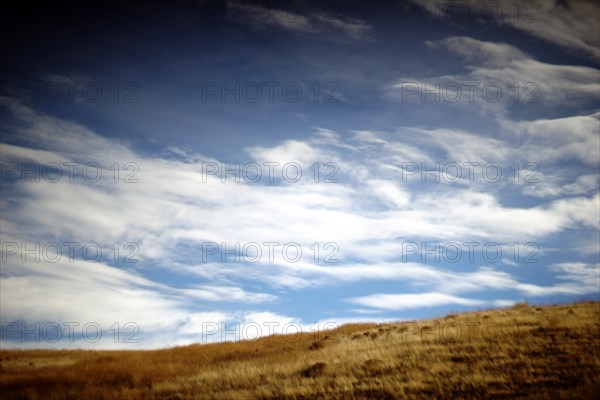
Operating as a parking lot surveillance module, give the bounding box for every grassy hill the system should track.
[1,301,598,399]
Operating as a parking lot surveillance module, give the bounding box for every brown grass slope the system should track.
[0,301,599,399]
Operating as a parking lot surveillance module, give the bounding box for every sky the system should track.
[0,0,599,349]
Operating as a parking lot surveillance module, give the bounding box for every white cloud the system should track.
[1,96,598,347]
[347,262,600,312]
[347,292,486,311]
[365,179,411,208]
[434,264,600,298]
[416,0,600,58]
[180,286,277,303]
[245,139,329,169]
[520,173,599,198]
[2,102,596,258]
[405,36,600,113]
[505,0,600,58]
[226,1,373,42]
[503,112,600,167]
[459,36,596,100]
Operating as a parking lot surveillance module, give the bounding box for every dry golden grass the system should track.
[1,301,598,399]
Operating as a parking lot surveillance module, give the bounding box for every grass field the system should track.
[1,301,598,399]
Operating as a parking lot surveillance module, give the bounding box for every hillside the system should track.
[1,301,598,399]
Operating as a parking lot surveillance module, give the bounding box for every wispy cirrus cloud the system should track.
[226,1,373,42]
[414,0,600,59]
[2,0,598,352]
[347,292,512,311]
[348,262,600,311]
[389,36,599,119]
[1,94,598,330]
[1,30,598,347]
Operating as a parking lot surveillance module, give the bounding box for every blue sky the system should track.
[0,0,599,349]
